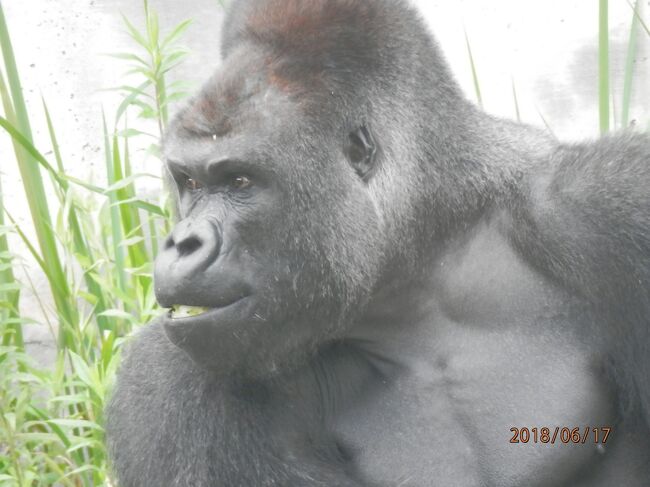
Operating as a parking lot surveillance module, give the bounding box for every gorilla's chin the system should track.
[162,296,253,370]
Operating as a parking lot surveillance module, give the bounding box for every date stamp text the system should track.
[509,426,611,445]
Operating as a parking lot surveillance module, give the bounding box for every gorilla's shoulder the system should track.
[528,132,650,252]
[551,131,650,193]
[517,131,650,283]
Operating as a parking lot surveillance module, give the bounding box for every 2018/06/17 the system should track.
[509,426,612,445]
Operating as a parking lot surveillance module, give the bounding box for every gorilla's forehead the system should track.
[164,52,312,165]
[163,129,284,172]
[181,57,297,130]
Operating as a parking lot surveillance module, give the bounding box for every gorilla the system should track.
[105,0,650,485]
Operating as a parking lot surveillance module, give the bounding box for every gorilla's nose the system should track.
[168,219,219,257]
[154,218,222,306]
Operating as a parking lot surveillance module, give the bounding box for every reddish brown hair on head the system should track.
[225,0,389,97]
[246,0,374,49]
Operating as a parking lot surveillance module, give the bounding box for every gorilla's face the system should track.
[154,51,385,375]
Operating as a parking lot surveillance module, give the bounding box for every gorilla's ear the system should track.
[344,125,378,182]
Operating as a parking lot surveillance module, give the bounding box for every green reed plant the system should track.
[0,6,77,352]
[621,1,640,128]
[111,0,192,136]
[599,0,610,133]
[464,28,483,109]
[0,0,194,483]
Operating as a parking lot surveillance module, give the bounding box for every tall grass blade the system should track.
[0,71,22,348]
[628,0,650,38]
[464,28,483,108]
[599,0,610,133]
[622,0,641,128]
[102,112,128,296]
[535,106,557,140]
[511,77,521,123]
[114,130,151,295]
[0,177,22,348]
[0,4,77,349]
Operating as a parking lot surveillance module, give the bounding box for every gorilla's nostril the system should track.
[164,235,175,250]
[176,236,203,257]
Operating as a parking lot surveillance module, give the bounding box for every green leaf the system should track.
[116,128,156,138]
[121,14,149,50]
[0,282,21,292]
[97,309,136,322]
[15,432,61,443]
[114,80,152,126]
[161,19,193,50]
[111,197,166,216]
[48,393,89,406]
[62,175,106,194]
[47,419,104,432]
[0,116,64,186]
[119,236,145,248]
[103,172,160,194]
[104,52,148,67]
[67,351,94,389]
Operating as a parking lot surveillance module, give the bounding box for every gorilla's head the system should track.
[154,0,464,375]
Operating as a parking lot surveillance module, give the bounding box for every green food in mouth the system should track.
[170,305,211,319]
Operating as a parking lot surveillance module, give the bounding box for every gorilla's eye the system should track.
[229,174,253,190]
[184,177,204,191]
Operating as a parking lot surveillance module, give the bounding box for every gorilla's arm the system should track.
[106,322,371,487]
[512,132,650,426]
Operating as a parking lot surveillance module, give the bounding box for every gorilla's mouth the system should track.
[169,305,212,319]
[167,297,250,321]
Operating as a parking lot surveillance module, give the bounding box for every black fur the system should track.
[106,1,650,485]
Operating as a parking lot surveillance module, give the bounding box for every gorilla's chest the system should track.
[333,325,614,486]
[332,224,615,486]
